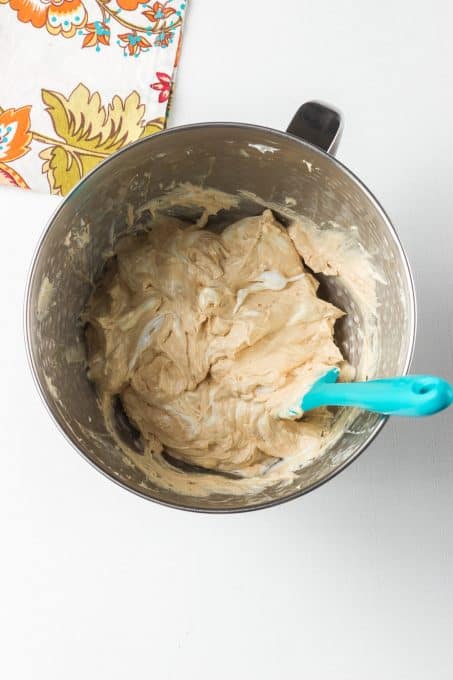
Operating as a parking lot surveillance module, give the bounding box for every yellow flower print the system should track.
[1,84,165,195]
[36,83,164,195]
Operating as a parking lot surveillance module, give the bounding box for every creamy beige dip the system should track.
[83,189,378,498]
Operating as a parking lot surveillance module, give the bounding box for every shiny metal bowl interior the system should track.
[25,122,416,512]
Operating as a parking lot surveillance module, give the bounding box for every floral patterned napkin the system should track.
[0,0,188,195]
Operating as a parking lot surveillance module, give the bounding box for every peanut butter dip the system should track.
[84,208,355,493]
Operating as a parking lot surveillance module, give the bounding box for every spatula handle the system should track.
[302,375,453,417]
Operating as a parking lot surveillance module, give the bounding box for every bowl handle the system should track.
[287,101,343,156]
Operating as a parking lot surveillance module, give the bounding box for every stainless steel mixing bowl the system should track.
[24,101,416,512]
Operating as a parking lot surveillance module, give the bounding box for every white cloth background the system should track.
[0,0,188,193]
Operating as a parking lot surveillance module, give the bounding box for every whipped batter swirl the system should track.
[84,209,351,490]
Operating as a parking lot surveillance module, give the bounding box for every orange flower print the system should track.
[47,0,87,37]
[154,29,174,48]
[2,0,48,28]
[143,1,176,23]
[82,21,110,50]
[0,106,32,189]
[0,106,32,163]
[5,0,87,38]
[150,72,171,103]
[0,163,29,188]
[117,32,151,57]
[116,0,147,11]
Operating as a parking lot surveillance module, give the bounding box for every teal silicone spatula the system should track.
[291,368,453,418]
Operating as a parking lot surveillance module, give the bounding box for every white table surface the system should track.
[1,1,453,678]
